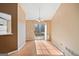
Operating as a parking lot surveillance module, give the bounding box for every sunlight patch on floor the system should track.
[35,40,63,56]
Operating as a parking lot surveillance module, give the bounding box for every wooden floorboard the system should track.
[9,40,63,56]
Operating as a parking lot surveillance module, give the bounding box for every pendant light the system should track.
[37,8,41,22]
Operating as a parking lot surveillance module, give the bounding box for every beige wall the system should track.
[26,20,51,40]
[18,4,26,50]
[51,3,79,55]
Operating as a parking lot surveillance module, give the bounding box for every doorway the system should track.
[34,23,47,40]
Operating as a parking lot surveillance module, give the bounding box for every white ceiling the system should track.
[20,3,60,20]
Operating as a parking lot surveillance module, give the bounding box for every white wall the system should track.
[18,23,26,50]
[18,4,26,50]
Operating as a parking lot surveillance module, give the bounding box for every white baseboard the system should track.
[18,41,25,51]
[8,42,25,55]
[8,50,18,55]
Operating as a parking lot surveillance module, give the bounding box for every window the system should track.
[0,12,12,35]
[34,24,45,36]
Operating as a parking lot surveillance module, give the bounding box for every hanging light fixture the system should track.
[38,7,41,22]
[35,7,44,22]
[36,7,42,22]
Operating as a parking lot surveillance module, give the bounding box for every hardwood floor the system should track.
[9,40,36,56]
[9,40,63,56]
[35,40,63,56]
